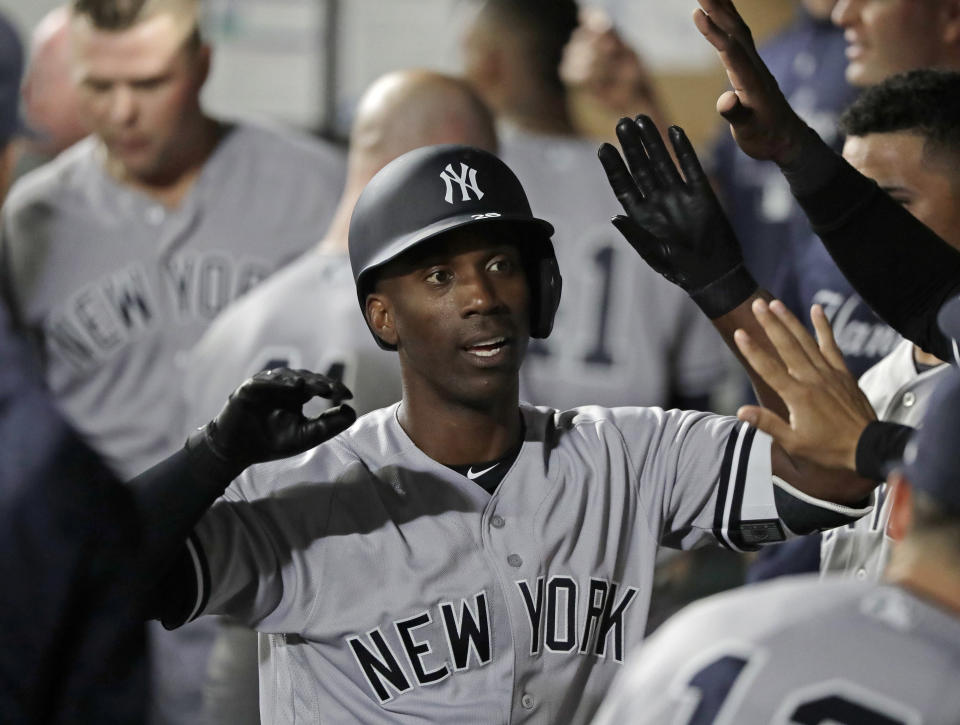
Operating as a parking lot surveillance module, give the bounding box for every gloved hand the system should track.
[187,367,356,482]
[598,114,757,318]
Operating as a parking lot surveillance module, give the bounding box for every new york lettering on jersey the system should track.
[43,251,273,372]
[347,577,640,703]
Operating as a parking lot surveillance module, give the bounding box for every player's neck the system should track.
[887,546,960,616]
[397,391,523,467]
[103,116,224,208]
[315,186,363,255]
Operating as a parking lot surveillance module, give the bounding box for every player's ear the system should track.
[192,40,212,89]
[365,293,398,348]
[885,472,912,541]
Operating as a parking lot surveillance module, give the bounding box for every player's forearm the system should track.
[780,130,960,361]
[125,443,235,573]
[710,289,788,419]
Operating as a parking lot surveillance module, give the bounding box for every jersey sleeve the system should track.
[612,408,867,552]
[176,455,341,632]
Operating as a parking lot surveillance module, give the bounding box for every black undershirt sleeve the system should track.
[783,131,960,362]
[855,421,915,483]
[125,441,236,623]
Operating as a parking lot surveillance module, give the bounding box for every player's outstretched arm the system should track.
[129,368,356,574]
[691,0,810,166]
[735,299,878,471]
[693,0,960,361]
[598,114,787,417]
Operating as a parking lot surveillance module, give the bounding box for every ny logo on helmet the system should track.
[440,162,484,204]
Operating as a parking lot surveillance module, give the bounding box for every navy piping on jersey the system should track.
[713,425,741,550]
[728,427,758,551]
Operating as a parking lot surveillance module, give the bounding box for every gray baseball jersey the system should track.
[592,575,960,724]
[0,122,345,478]
[0,121,345,725]
[820,339,949,581]
[500,125,728,410]
[172,404,867,723]
[180,249,401,432]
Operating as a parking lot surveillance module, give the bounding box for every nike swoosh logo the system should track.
[466,463,499,480]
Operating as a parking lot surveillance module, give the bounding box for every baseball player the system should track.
[592,317,960,725]
[462,0,727,412]
[694,0,960,372]
[818,69,960,581]
[0,1,344,721]
[182,69,497,724]
[147,138,877,723]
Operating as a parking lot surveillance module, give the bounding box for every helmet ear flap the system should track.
[530,250,562,339]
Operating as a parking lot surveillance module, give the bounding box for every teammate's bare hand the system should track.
[598,114,756,318]
[196,367,356,478]
[693,0,809,166]
[735,300,877,471]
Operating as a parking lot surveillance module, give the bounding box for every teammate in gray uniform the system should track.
[461,0,727,412]
[0,1,344,722]
[593,352,960,725]
[819,69,960,580]
[182,69,497,725]
[154,134,878,723]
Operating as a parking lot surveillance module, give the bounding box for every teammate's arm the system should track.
[692,0,960,362]
[128,368,355,621]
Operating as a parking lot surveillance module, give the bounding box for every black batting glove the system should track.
[187,367,356,482]
[598,114,758,318]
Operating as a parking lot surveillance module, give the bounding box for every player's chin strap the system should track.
[772,476,873,537]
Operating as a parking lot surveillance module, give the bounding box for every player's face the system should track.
[370,227,531,407]
[842,131,960,250]
[831,0,950,86]
[71,12,209,181]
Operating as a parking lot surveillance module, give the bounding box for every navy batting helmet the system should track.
[349,144,562,350]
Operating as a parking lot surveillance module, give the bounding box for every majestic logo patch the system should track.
[440,162,484,204]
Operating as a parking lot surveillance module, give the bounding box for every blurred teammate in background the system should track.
[1,0,346,721]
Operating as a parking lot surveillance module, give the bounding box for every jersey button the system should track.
[491,515,505,529]
[146,205,166,225]
[521,693,534,709]
[507,554,523,568]
[856,568,867,580]
[901,391,916,408]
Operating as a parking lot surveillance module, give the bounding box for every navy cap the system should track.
[0,11,31,147]
[903,369,960,513]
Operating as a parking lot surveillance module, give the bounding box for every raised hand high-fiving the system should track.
[693,0,811,165]
[598,114,757,318]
